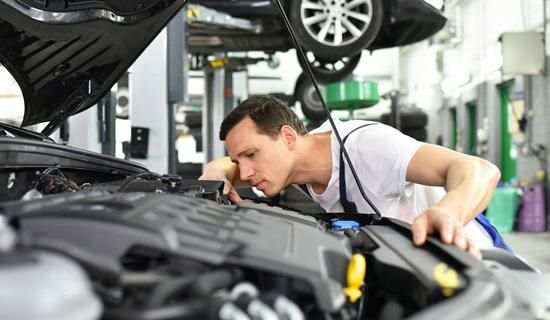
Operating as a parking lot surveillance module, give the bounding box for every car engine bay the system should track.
[1,143,549,320]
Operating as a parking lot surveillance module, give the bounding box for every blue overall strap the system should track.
[298,183,310,196]
[339,123,377,213]
[474,214,514,253]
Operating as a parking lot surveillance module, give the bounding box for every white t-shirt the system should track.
[307,120,494,248]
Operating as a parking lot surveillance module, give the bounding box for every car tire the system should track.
[380,109,428,129]
[296,51,361,84]
[289,0,383,60]
[294,73,327,123]
[116,86,130,120]
[402,127,427,142]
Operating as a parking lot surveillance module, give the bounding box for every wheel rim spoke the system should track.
[317,20,332,42]
[341,17,362,37]
[345,10,371,24]
[346,0,368,10]
[333,19,343,45]
[303,0,326,10]
[304,13,328,26]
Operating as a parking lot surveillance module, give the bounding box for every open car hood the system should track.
[0,0,187,128]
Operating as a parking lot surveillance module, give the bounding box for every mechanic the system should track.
[200,95,512,257]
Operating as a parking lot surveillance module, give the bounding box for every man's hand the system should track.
[412,206,482,260]
[199,172,242,204]
[199,157,244,204]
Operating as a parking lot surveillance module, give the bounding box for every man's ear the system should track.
[280,125,297,150]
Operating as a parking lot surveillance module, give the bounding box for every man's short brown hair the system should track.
[219,95,307,140]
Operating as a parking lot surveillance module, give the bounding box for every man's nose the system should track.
[239,163,254,181]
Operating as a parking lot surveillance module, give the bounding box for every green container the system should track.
[485,187,520,233]
[325,81,379,110]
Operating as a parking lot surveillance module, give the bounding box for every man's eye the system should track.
[246,152,255,158]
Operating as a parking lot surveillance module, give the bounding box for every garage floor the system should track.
[502,232,550,273]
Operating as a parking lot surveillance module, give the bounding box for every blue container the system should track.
[332,220,360,232]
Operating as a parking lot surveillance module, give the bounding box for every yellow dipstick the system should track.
[187,7,199,18]
[433,263,459,297]
[343,254,366,303]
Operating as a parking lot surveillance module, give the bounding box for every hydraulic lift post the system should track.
[203,63,233,165]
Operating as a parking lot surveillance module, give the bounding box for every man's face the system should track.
[225,116,294,197]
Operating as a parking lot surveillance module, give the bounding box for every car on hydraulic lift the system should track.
[0,1,549,319]
[188,0,447,83]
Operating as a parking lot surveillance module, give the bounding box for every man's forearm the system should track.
[203,157,246,186]
[439,157,501,224]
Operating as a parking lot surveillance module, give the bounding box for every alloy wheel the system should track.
[300,0,374,47]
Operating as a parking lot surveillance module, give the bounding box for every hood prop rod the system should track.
[41,81,92,137]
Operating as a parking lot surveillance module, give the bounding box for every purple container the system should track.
[517,184,547,232]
